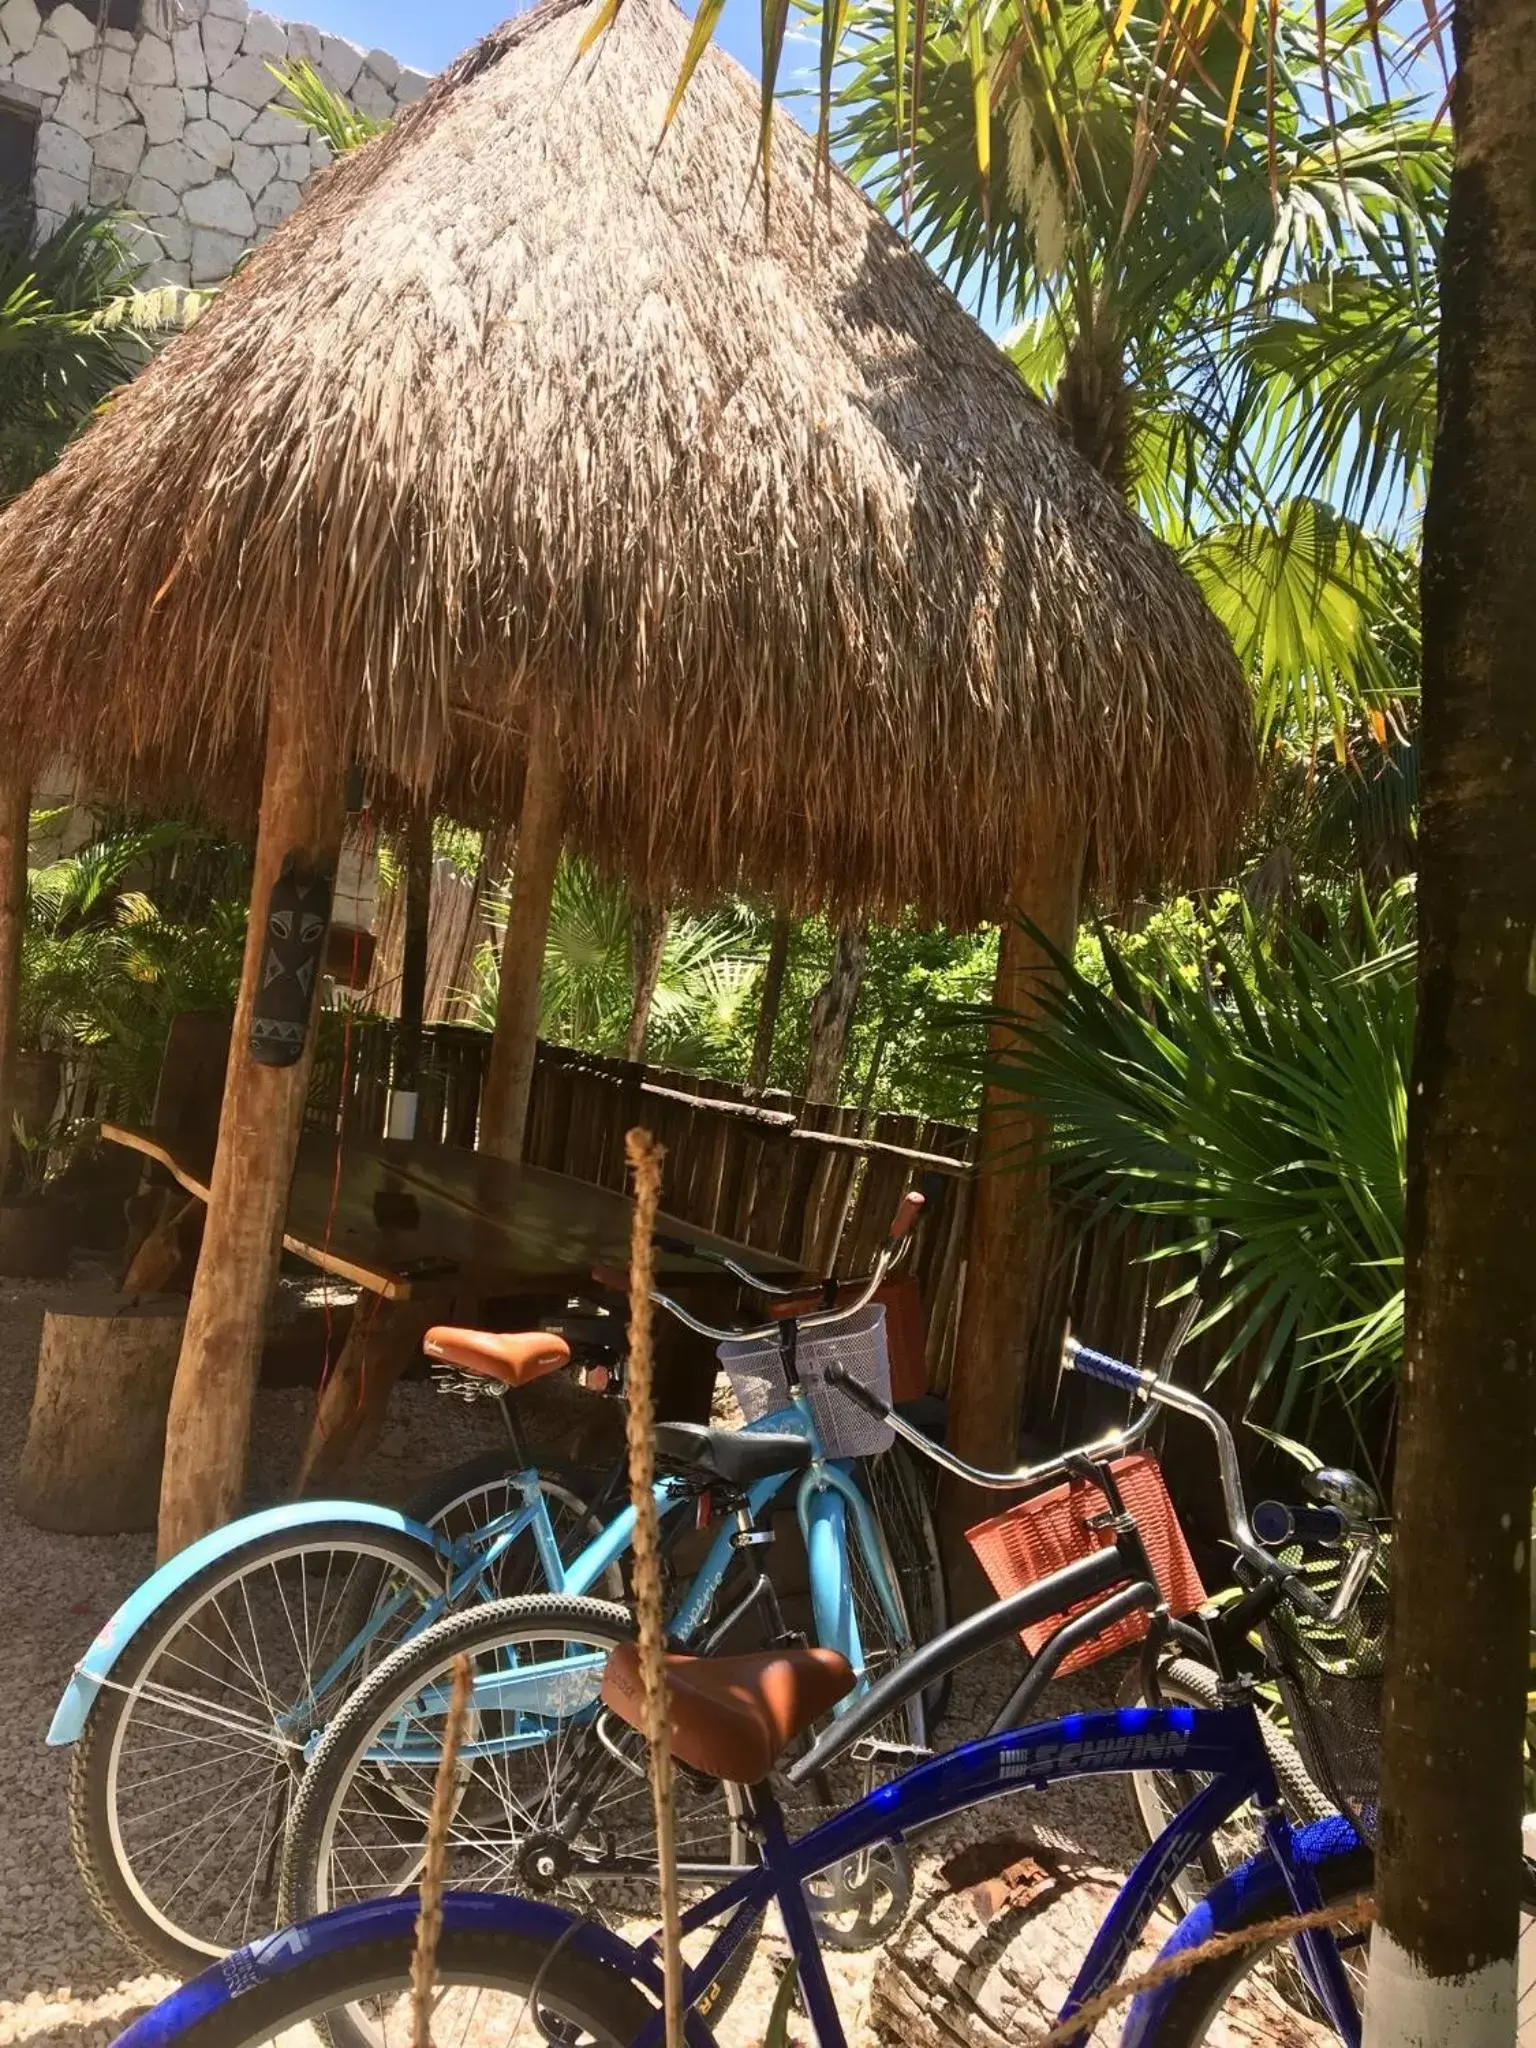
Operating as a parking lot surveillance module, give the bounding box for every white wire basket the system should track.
[716,1304,893,1458]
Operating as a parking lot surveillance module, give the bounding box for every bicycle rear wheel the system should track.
[69,1521,445,1974]
[859,1439,950,1725]
[116,1907,661,2048]
[408,1452,624,1600]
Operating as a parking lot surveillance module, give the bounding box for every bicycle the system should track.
[112,1332,1399,2048]
[52,1195,937,1975]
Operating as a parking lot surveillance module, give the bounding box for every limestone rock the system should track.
[89,162,133,204]
[236,105,291,145]
[52,76,132,136]
[101,23,133,49]
[147,211,192,262]
[33,164,87,213]
[182,84,206,119]
[129,32,176,85]
[363,46,398,89]
[43,2,96,54]
[11,35,68,92]
[251,173,297,227]
[395,69,431,104]
[350,71,392,121]
[126,171,178,213]
[33,117,91,181]
[231,137,273,194]
[272,139,310,183]
[205,87,254,135]
[0,0,41,58]
[203,0,247,19]
[284,19,320,63]
[199,11,241,74]
[92,121,147,174]
[141,137,205,186]
[91,44,131,94]
[183,172,253,234]
[317,31,360,92]
[171,23,207,87]
[129,80,185,143]
[190,223,244,280]
[240,8,285,61]
[185,118,235,167]
[214,50,277,106]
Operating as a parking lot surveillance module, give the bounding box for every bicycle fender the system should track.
[47,1500,446,1746]
[1118,1813,1366,2048]
[110,1892,716,2048]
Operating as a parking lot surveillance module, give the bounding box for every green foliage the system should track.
[0,203,196,503]
[19,814,248,1117]
[985,889,1414,1439]
[467,858,763,1065]
[268,59,389,153]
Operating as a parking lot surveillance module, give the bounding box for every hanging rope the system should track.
[410,1650,473,2048]
[623,1126,684,2048]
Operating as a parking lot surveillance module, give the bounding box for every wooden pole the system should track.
[479,703,564,1161]
[626,902,669,1065]
[0,775,29,1196]
[156,686,345,1558]
[397,810,433,1089]
[747,913,792,1093]
[947,811,1086,1471]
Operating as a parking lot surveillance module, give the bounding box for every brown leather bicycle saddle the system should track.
[423,1327,571,1387]
[600,1641,855,1782]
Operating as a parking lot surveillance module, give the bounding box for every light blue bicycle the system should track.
[52,1195,934,1980]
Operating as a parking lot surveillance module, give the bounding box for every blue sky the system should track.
[295,0,767,78]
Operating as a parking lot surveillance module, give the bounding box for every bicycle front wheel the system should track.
[859,1439,949,1724]
[117,1906,662,2048]
[408,1452,624,1601]
[69,1520,446,1974]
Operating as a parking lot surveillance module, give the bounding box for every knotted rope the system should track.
[623,1127,684,2048]
[410,1650,473,2048]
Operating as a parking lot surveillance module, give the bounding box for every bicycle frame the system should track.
[637,1704,1361,2048]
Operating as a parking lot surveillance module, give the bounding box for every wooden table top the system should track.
[103,1123,798,1301]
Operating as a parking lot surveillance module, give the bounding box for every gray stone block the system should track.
[43,3,95,54]
[215,50,277,105]
[317,31,360,93]
[236,104,290,144]
[395,69,432,104]
[128,80,185,143]
[125,171,178,212]
[231,137,273,193]
[240,8,285,61]
[141,136,205,185]
[33,162,86,212]
[89,161,133,203]
[183,172,253,233]
[33,116,90,180]
[91,44,132,94]
[251,172,297,227]
[171,23,207,87]
[146,210,191,259]
[190,222,243,279]
[11,35,68,92]
[205,87,253,135]
[184,116,233,166]
[199,10,241,74]
[91,121,147,174]
[0,0,41,58]
[363,46,398,89]
[129,32,176,85]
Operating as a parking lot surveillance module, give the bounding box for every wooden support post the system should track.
[626,902,669,1064]
[479,703,564,1161]
[295,1295,438,1492]
[156,686,345,1558]
[748,914,792,1093]
[948,812,1086,1472]
[397,810,432,1089]
[0,775,29,1195]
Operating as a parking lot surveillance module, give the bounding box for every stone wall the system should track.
[0,0,429,284]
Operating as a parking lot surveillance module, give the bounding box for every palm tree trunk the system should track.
[626,902,669,1064]
[1363,6,1536,2039]
[0,776,28,1197]
[748,913,792,1093]
[480,704,564,1162]
[804,919,867,1104]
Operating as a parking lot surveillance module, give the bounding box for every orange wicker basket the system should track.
[965,1453,1206,1676]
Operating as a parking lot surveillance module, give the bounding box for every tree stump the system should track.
[16,1297,186,1533]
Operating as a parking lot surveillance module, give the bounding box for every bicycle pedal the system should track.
[850,1738,934,1771]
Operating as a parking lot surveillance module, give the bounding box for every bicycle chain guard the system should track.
[804,1838,913,1950]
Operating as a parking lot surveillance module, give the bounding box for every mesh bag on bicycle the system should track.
[1269,1527,1391,1839]
[717,1304,894,1458]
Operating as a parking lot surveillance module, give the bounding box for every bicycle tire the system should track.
[1119,1656,1332,1915]
[859,1439,951,1726]
[69,1519,446,1975]
[1127,1832,1536,2046]
[117,1912,659,2048]
[407,1450,625,1601]
[278,1593,757,2047]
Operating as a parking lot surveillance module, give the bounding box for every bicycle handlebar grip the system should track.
[886,1189,926,1243]
[1252,1500,1346,1547]
[1064,1340,1147,1395]
[824,1361,891,1418]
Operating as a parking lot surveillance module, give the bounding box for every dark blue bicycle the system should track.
[107,1336,1401,2048]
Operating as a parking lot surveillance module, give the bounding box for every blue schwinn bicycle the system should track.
[52,1197,936,1977]
[108,1335,1401,2048]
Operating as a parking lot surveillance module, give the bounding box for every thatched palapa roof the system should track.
[0,0,1252,922]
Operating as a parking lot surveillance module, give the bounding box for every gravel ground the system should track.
[0,1270,1324,2048]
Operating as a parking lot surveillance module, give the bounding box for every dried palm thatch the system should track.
[0,0,1252,923]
